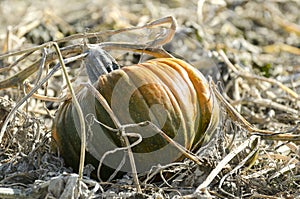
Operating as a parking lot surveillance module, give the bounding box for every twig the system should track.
[194,136,257,193]
[197,0,206,23]
[0,44,82,89]
[269,163,296,180]
[24,81,68,102]
[250,193,283,199]
[52,42,86,180]
[0,51,34,73]
[83,82,142,193]
[0,16,176,90]
[0,187,27,199]
[34,48,47,85]
[210,80,300,141]
[0,53,87,147]
[218,137,260,198]
[241,98,298,115]
[56,16,176,45]
[218,50,299,99]
[144,121,203,165]
[143,162,187,185]
[0,16,175,61]
[86,113,143,182]
[263,43,300,55]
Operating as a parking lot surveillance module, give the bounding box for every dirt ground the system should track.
[0,0,300,198]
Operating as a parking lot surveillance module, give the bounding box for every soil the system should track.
[0,0,299,198]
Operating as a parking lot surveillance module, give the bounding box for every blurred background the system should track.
[0,0,300,198]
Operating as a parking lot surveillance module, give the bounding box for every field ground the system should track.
[0,0,300,198]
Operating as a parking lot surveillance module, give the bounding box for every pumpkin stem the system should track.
[84,46,120,83]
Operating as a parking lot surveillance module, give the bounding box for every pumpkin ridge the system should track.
[96,68,152,126]
[139,60,195,149]
[98,65,175,153]
[157,58,213,146]
[122,65,161,125]
[54,101,81,170]
[96,68,152,148]
[141,62,188,146]
[113,65,161,126]
[147,59,203,147]
[122,64,182,151]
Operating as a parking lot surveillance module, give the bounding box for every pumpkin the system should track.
[52,56,219,180]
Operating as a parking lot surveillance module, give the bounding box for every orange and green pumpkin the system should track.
[52,57,219,180]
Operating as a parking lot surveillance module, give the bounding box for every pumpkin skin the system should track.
[52,58,219,179]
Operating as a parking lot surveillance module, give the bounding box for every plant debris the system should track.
[0,0,299,198]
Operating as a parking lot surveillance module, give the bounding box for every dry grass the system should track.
[0,0,300,198]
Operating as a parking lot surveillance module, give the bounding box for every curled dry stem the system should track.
[83,82,142,193]
[85,113,143,182]
[143,162,187,185]
[0,16,176,89]
[0,16,178,194]
[81,83,206,190]
[0,52,87,142]
[0,48,88,183]
[23,81,68,102]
